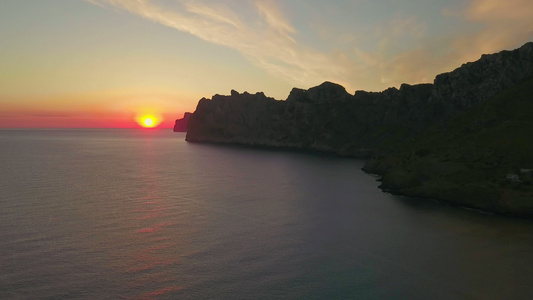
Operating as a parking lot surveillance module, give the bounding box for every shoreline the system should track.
[187,138,533,219]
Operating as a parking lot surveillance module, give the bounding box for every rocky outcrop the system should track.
[173,112,192,132]
[185,82,434,156]
[184,42,532,155]
[185,90,289,146]
[421,42,533,123]
[360,42,533,216]
[180,41,533,216]
[362,75,533,216]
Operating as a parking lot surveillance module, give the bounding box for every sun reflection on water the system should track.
[122,134,185,298]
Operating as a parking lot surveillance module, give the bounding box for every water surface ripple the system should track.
[1,129,532,299]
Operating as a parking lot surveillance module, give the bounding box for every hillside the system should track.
[363,76,533,216]
[181,41,533,217]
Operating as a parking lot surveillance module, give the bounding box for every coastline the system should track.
[179,41,533,218]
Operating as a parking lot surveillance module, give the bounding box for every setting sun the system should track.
[143,117,154,127]
[137,114,162,128]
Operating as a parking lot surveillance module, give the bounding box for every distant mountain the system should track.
[180,41,533,216]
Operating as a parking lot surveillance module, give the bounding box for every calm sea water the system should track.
[1,129,533,300]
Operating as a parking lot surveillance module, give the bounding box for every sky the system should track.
[1,0,532,128]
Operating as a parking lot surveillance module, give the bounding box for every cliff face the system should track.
[182,41,533,216]
[185,42,533,155]
[173,112,192,132]
[186,91,291,147]
[363,76,533,216]
[422,42,533,123]
[185,82,434,156]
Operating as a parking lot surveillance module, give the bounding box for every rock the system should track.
[424,42,533,123]
[185,80,434,156]
[183,42,532,155]
[173,112,192,132]
[179,41,533,217]
[364,75,533,217]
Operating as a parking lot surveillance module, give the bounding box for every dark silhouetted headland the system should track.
[179,41,533,217]
[173,112,191,132]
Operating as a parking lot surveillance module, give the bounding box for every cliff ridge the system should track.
[180,41,533,216]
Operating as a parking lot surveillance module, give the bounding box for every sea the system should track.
[1,129,533,300]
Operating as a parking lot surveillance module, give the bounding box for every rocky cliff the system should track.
[185,42,532,154]
[421,42,533,124]
[173,112,191,132]
[181,41,533,216]
[362,76,533,216]
[186,81,434,156]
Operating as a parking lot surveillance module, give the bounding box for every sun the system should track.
[137,115,161,128]
[142,117,155,127]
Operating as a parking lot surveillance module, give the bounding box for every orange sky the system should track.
[1,0,532,128]
[0,109,179,129]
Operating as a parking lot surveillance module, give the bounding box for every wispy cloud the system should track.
[375,14,428,45]
[83,0,106,7]
[255,0,297,42]
[352,0,533,89]
[466,0,533,22]
[349,14,434,86]
[85,0,351,89]
[85,0,533,94]
[458,0,533,53]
